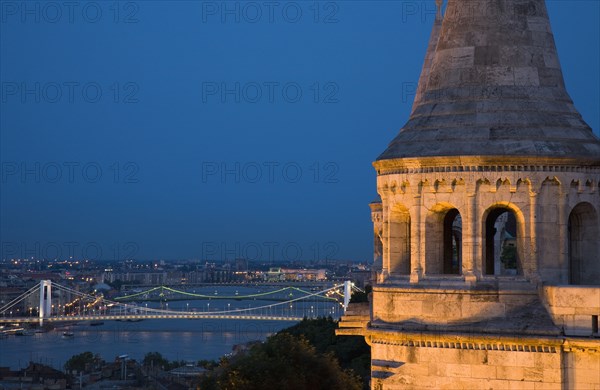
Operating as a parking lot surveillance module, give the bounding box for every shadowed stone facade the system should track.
[338,0,600,388]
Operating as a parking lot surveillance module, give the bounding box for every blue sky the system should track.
[1,1,599,263]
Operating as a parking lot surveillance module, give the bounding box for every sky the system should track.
[1,0,599,264]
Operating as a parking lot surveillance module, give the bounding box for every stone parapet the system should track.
[337,302,371,331]
[542,285,600,337]
[371,282,560,336]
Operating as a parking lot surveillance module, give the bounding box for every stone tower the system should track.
[339,1,600,388]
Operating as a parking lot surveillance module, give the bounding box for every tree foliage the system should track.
[142,352,170,369]
[106,279,123,291]
[64,351,98,373]
[197,359,218,369]
[143,352,190,370]
[500,245,517,269]
[199,332,362,390]
[280,317,370,386]
[349,285,372,303]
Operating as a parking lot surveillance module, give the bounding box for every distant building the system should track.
[265,267,284,282]
[0,362,69,389]
[282,268,327,281]
[235,258,248,272]
[264,268,327,282]
[104,271,167,285]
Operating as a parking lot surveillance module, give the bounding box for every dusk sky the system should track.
[1,1,599,263]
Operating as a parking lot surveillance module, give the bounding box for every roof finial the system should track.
[435,0,443,20]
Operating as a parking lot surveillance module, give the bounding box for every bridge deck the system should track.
[0,314,305,323]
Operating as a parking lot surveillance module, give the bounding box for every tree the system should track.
[143,352,189,370]
[142,352,169,369]
[200,332,361,390]
[280,317,370,387]
[197,359,218,369]
[349,285,372,303]
[106,279,123,291]
[500,245,517,269]
[64,352,98,373]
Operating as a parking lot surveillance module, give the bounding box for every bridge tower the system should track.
[39,280,52,324]
[343,280,352,311]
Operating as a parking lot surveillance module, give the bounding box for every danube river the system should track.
[0,284,342,370]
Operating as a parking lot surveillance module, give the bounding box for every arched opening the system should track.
[568,203,599,285]
[389,207,411,275]
[425,206,462,275]
[485,207,519,276]
[443,209,462,274]
[374,233,383,260]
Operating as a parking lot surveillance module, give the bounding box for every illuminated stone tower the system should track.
[339,0,600,388]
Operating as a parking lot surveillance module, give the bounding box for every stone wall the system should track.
[372,283,540,326]
[366,335,600,390]
[565,350,600,390]
[543,285,600,337]
[371,342,563,390]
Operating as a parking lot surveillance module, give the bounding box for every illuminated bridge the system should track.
[0,280,358,324]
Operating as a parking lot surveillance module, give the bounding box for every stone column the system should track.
[380,200,390,283]
[411,190,424,283]
[462,191,477,283]
[464,179,479,283]
[557,180,569,284]
[527,188,539,282]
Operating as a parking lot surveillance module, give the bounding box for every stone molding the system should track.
[362,328,599,354]
[370,337,558,354]
[373,156,600,175]
[377,164,600,176]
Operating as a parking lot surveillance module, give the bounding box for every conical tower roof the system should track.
[378,0,600,162]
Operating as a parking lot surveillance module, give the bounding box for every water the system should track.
[0,285,342,370]
[0,318,292,370]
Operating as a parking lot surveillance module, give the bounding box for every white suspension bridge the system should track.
[0,280,359,324]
